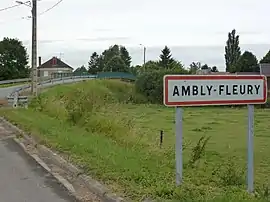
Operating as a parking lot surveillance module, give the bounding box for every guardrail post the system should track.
[13,92,18,108]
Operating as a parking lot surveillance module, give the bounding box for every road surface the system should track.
[0,78,93,201]
[0,77,91,98]
[0,124,78,202]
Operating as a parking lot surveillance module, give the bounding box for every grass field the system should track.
[0,80,270,202]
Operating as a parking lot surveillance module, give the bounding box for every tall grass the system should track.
[1,79,270,201]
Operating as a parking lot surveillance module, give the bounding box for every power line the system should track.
[0,4,21,12]
[39,0,63,16]
[0,0,63,25]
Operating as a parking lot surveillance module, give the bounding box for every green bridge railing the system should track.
[50,71,136,81]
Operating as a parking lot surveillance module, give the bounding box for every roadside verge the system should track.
[0,117,126,202]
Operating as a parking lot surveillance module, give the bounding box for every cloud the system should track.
[76,36,131,42]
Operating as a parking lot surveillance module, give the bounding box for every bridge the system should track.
[0,72,136,106]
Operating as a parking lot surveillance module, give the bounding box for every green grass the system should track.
[0,79,270,202]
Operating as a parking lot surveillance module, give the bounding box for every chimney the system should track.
[38,56,41,67]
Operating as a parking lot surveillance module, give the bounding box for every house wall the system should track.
[38,68,73,77]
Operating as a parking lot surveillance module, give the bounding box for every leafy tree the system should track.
[88,52,101,74]
[168,60,185,70]
[101,45,120,69]
[144,60,161,72]
[225,29,241,72]
[235,51,259,72]
[159,46,174,69]
[74,65,87,74]
[135,68,189,104]
[201,64,210,70]
[130,65,142,75]
[211,66,218,72]
[260,50,270,63]
[120,46,131,67]
[97,44,132,72]
[104,56,129,72]
[189,62,201,74]
[0,37,29,80]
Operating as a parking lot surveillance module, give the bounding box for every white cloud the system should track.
[0,0,269,69]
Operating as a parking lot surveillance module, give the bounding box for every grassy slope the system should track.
[0,79,270,202]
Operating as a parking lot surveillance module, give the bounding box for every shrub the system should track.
[218,157,245,186]
[135,69,189,104]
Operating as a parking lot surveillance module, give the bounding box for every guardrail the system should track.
[0,76,53,85]
[7,92,28,108]
[3,72,135,108]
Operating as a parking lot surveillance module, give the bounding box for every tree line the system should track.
[74,29,270,75]
[1,29,270,81]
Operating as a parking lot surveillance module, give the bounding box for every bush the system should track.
[259,98,270,108]
[135,69,189,104]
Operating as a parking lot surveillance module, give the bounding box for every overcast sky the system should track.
[0,0,270,70]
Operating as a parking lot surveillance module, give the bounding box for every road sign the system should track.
[164,75,267,107]
[163,74,268,193]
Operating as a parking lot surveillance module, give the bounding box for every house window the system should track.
[52,57,57,65]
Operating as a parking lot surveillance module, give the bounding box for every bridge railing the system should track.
[0,76,53,85]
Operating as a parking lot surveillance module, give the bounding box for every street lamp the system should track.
[139,44,146,66]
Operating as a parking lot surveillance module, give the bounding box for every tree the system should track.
[211,66,218,72]
[120,46,131,67]
[260,50,270,64]
[104,56,129,72]
[74,65,87,74]
[130,65,141,75]
[159,46,174,69]
[98,44,132,72]
[88,52,101,74]
[201,64,210,70]
[144,60,161,72]
[0,37,29,80]
[235,51,259,72]
[225,29,241,72]
[189,62,201,74]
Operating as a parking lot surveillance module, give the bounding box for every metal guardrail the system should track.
[0,76,52,85]
[7,92,28,108]
[3,73,133,108]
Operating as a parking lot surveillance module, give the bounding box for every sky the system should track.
[0,0,270,71]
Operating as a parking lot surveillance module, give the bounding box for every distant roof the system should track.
[38,57,73,70]
[260,63,270,76]
[235,72,260,75]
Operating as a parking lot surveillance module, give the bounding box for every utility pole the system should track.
[143,46,146,66]
[31,0,38,96]
[140,44,146,71]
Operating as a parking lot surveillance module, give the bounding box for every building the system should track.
[37,56,73,78]
[260,64,270,92]
[196,66,270,94]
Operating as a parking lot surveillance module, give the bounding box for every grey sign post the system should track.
[247,104,254,193]
[164,75,267,191]
[175,107,183,185]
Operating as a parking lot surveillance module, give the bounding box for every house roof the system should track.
[260,63,270,76]
[38,57,73,70]
[235,72,260,75]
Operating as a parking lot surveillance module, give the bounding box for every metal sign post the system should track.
[175,107,183,185]
[247,104,254,193]
[163,75,267,191]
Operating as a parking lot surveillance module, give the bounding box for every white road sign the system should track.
[164,75,267,106]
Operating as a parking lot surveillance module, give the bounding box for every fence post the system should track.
[13,92,18,108]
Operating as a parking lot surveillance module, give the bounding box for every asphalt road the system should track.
[0,78,92,201]
[0,135,77,202]
[0,78,91,98]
